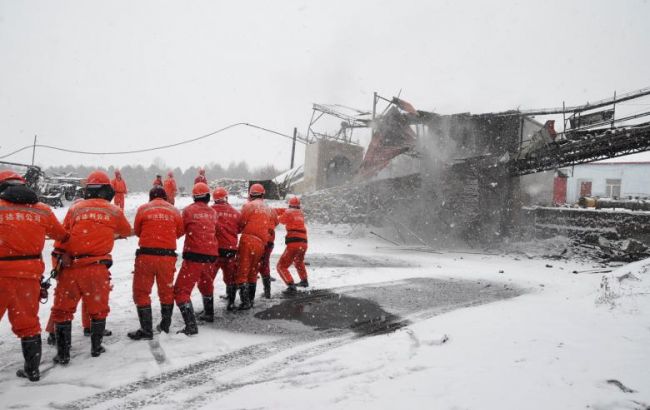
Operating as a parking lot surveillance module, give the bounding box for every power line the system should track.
[0,122,305,160]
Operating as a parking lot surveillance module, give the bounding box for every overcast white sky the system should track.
[1,0,649,171]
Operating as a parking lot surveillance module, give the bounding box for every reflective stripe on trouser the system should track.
[0,277,41,338]
[174,260,214,305]
[236,234,265,285]
[51,264,112,323]
[133,254,177,307]
[276,243,308,285]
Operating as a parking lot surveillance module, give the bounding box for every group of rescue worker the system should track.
[0,167,309,383]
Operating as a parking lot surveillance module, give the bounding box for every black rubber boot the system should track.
[128,306,154,340]
[53,321,72,365]
[297,279,309,288]
[177,302,198,335]
[90,319,107,357]
[16,335,41,382]
[283,283,298,295]
[226,285,237,311]
[84,327,112,337]
[262,277,271,299]
[197,296,214,322]
[238,284,251,310]
[248,282,257,307]
[47,332,56,346]
[157,304,173,333]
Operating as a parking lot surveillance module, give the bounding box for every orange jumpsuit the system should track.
[51,199,131,323]
[236,199,277,285]
[198,201,241,293]
[173,202,218,305]
[44,242,91,333]
[276,207,308,285]
[0,198,66,338]
[133,198,184,306]
[111,177,127,210]
[258,208,283,278]
[163,177,177,205]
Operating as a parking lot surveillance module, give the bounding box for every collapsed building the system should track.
[297,87,650,255]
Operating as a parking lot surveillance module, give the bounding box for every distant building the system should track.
[562,162,650,203]
[522,162,650,206]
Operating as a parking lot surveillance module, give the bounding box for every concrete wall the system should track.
[302,139,364,193]
[563,163,650,203]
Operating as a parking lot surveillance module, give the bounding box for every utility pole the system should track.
[611,90,616,129]
[290,127,297,169]
[31,135,37,166]
[372,92,377,120]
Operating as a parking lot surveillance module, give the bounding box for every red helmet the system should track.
[0,170,26,184]
[192,182,210,197]
[249,183,265,196]
[212,187,228,201]
[167,171,173,177]
[288,196,301,207]
[87,170,111,185]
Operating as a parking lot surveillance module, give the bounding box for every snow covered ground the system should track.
[1,193,649,409]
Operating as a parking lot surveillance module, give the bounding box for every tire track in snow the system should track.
[55,333,338,410]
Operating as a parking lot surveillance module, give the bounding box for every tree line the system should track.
[45,161,284,193]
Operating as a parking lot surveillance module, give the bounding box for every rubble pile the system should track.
[575,233,650,262]
[302,174,421,225]
[520,207,650,262]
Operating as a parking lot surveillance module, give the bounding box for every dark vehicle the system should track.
[0,160,84,207]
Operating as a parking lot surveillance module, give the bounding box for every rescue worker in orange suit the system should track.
[194,168,208,185]
[173,182,218,335]
[0,170,67,382]
[153,174,163,188]
[277,196,309,294]
[51,171,131,364]
[44,207,113,344]
[111,170,127,210]
[128,186,184,340]
[163,171,177,205]
[197,187,241,318]
[236,184,276,309]
[257,208,281,299]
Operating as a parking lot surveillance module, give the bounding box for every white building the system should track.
[562,162,650,203]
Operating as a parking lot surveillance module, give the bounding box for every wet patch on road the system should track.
[255,289,406,336]
[254,277,522,336]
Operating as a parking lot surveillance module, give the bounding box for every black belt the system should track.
[136,247,177,257]
[285,238,308,245]
[288,229,307,234]
[182,252,217,263]
[218,248,237,258]
[0,254,41,261]
[71,254,113,269]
